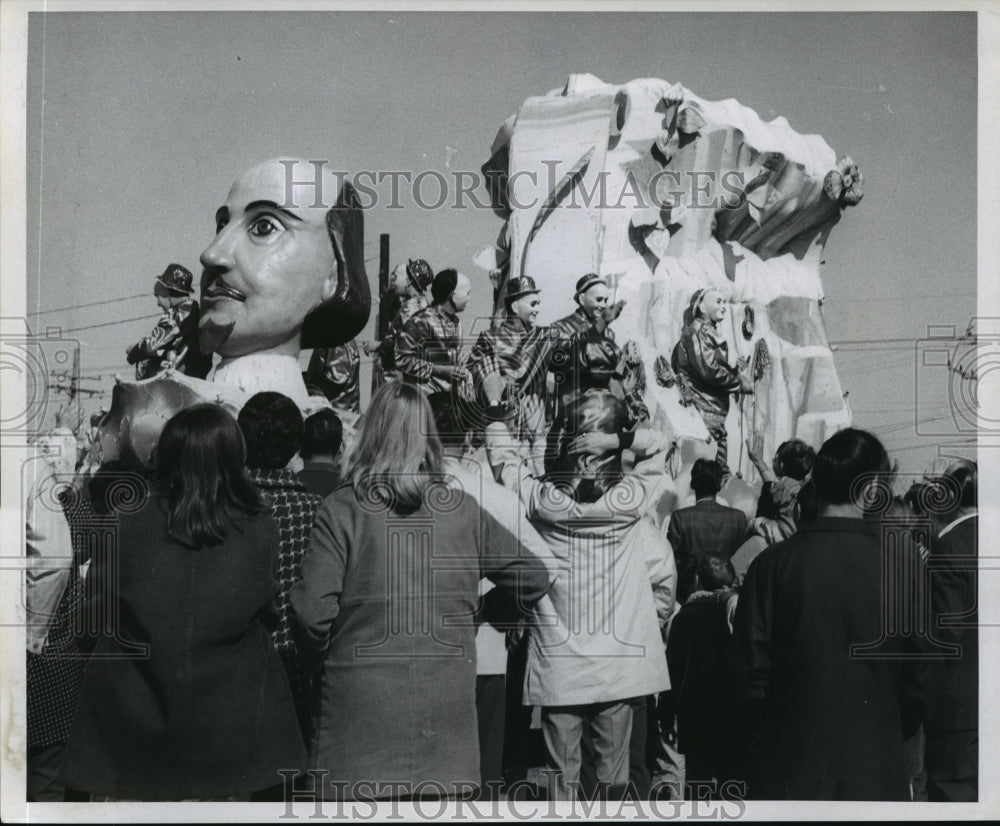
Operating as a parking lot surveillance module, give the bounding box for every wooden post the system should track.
[363,233,390,404]
[378,234,391,337]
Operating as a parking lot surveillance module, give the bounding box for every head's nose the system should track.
[199,227,237,294]
[199,225,235,273]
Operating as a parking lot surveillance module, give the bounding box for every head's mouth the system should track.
[202,277,247,302]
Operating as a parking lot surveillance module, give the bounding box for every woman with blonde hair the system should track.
[290,381,551,800]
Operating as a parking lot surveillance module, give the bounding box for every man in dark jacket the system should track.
[924,459,978,802]
[732,428,934,800]
[667,459,748,603]
[237,391,323,737]
[666,554,740,793]
[296,408,343,499]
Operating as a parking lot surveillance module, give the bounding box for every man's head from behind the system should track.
[430,268,471,312]
[811,428,892,514]
[941,458,977,520]
[237,391,303,470]
[695,553,736,592]
[774,439,816,481]
[690,458,724,500]
[301,408,344,463]
[552,389,628,503]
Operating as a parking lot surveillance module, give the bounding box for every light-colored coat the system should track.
[486,425,672,706]
[443,454,558,675]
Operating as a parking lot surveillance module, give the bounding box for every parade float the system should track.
[480,74,861,504]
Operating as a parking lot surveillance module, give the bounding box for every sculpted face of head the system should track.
[199,158,343,359]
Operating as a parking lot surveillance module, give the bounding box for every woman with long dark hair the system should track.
[63,404,305,800]
[289,382,551,800]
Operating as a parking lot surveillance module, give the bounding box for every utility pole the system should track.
[370,232,390,395]
[47,349,100,432]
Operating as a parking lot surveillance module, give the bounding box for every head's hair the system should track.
[811,428,892,508]
[431,268,459,304]
[696,553,736,592]
[690,458,724,498]
[299,181,371,351]
[153,404,262,547]
[774,439,816,481]
[301,408,344,461]
[348,382,443,509]
[427,391,468,449]
[237,392,303,470]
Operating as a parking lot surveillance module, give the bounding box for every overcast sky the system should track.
[21,9,980,473]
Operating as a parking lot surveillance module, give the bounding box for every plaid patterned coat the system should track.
[395,303,463,394]
[248,468,323,734]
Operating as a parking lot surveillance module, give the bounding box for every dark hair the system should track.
[696,553,735,591]
[690,458,724,498]
[431,268,459,304]
[811,428,892,507]
[90,460,149,516]
[237,392,303,470]
[774,439,815,481]
[552,389,628,503]
[942,459,977,515]
[154,404,262,547]
[301,408,344,460]
[427,391,468,449]
[796,479,819,525]
[904,479,936,518]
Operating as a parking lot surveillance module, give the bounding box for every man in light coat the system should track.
[486,393,673,801]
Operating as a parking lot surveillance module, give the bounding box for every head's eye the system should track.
[248,215,283,239]
[215,216,229,234]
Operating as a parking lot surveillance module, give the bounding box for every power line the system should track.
[829,337,920,346]
[830,333,979,346]
[28,292,149,316]
[850,290,975,303]
[837,357,913,375]
[883,438,976,453]
[61,313,160,334]
[870,413,955,437]
[834,345,917,352]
